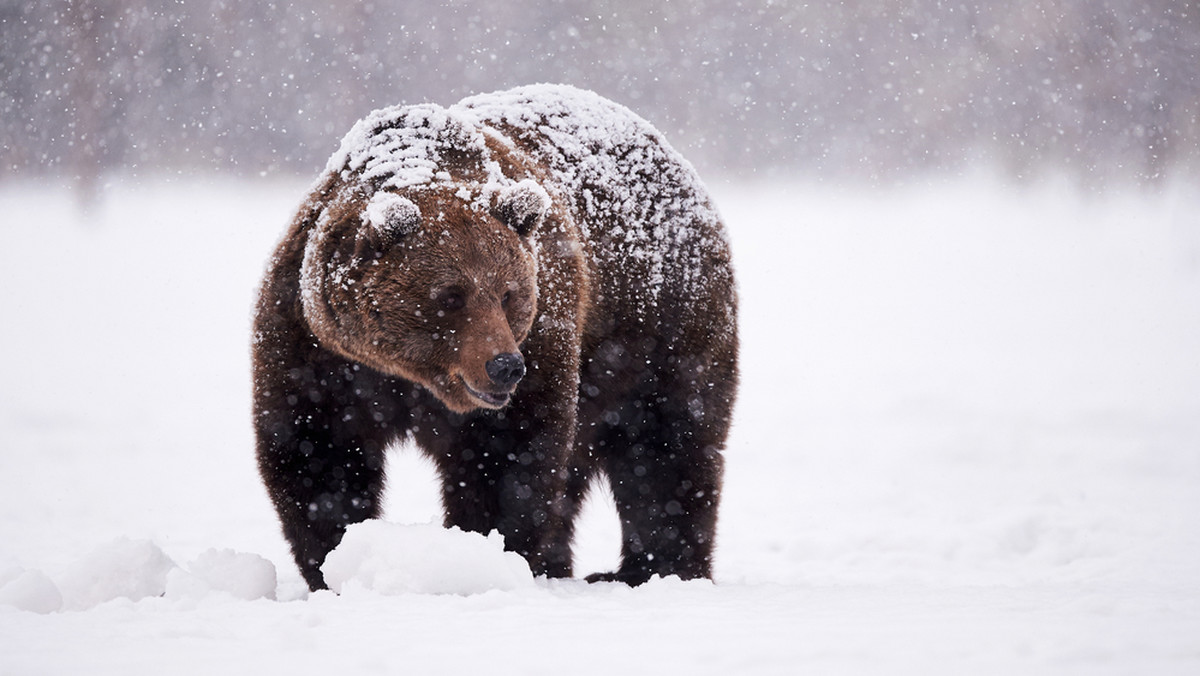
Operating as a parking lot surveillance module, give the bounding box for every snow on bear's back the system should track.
[457,84,729,309]
[317,84,731,312]
[455,84,720,234]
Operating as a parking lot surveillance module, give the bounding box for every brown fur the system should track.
[253,85,737,591]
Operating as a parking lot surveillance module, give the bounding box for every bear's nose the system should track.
[485,352,526,388]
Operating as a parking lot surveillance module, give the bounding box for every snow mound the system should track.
[165,549,277,601]
[56,538,176,610]
[321,521,535,596]
[0,567,62,614]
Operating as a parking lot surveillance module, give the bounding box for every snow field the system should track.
[0,175,1198,674]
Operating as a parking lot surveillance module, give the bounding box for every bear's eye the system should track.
[437,289,466,312]
[501,290,512,308]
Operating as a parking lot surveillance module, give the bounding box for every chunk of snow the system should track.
[0,568,63,614]
[55,538,176,610]
[321,521,535,596]
[165,549,277,601]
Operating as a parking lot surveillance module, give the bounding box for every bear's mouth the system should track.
[459,376,513,408]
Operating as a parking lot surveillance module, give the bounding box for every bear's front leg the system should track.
[418,409,575,579]
[416,361,578,579]
[254,360,395,591]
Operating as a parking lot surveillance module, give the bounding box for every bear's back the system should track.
[457,85,733,331]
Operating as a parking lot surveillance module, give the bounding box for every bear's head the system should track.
[300,168,552,413]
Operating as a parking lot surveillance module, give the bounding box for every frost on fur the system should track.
[364,192,422,240]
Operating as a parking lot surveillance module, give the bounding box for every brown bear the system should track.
[253,84,738,591]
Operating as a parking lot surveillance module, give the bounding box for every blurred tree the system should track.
[63,0,113,207]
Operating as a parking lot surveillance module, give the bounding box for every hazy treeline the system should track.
[2,0,1197,192]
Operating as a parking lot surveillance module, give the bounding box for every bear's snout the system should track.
[485,352,526,388]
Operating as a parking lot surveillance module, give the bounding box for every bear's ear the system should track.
[494,179,550,237]
[362,192,421,244]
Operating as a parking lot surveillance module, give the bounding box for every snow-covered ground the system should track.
[1,175,1198,674]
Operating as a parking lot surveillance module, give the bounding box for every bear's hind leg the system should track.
[588,394,725,585]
